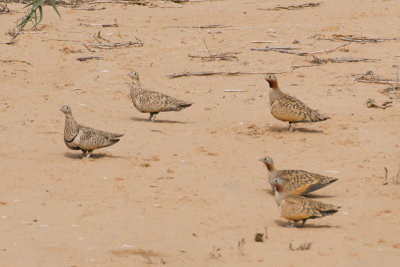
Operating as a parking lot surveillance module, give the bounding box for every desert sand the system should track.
[0,0,400,266]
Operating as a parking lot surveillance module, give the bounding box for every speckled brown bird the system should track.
[263,74,330,132]
[128,71,193,121]
[60,105,123,158]
[272,177,340,227]
[259,156,337,195]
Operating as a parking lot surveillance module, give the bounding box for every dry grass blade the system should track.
[317,34,399,43]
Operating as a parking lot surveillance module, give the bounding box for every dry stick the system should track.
[72,7,106,11]
[383,167,388,185]
[355,70,397,85]
[252,43,350,56]
[91,0,149,5]
[317,35,399,43]
[394,63,400,91]
[258,2,323,11]
[166,71,282,79]
[251,40,278,43]
[0,3,9,13]
[168,24,231,29]
[77,56,103,61]
[0,59,33,66]
[80,19,118,27]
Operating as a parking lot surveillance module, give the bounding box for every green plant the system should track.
[17,0,61,30]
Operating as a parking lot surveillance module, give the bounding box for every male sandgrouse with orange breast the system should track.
[272,177,340,227]
[128,71,193,122]
[263,74,330,132]
[259,156,337,196]
[61,105,123,158]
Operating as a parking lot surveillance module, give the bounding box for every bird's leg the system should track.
[148,113,157,122]
[86,150,93,158]
[297,219,307,228]
[287,122,294,132]
[149,112,158,122]
[81,150,87,159]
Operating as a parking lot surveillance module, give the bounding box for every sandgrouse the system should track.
[128,71,193,121]
[259,156,337,196]
[60,105,123,158]
[272,177,340,227]
[264,74,330,132]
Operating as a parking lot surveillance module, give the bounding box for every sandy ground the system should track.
[1,0,400,266]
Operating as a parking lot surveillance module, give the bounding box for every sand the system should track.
[0,0,400,266]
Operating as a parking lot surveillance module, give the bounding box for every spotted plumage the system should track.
[272,177,340,227]
[259,156,337,195]
[60,105,123,158]
[264,74,330,132]
[128,71,193,121]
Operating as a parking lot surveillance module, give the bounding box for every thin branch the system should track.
[0,59,33,66]
[252,43,350,56]
[77,56,103,61]
[166,71,283,79]
[355,70,397,85]
[258,2,323,11]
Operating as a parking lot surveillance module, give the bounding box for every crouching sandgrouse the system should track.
[60,105,123,158]
[128,71,193,121]
[271,177,340,227]
[263,74,330,132]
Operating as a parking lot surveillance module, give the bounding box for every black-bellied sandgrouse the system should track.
[263,74,330,132]
[271,177,340,227]
[60,105,123,158]
[259,156,337,195]
[128,71,193,122]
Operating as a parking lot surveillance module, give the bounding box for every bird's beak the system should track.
[60,108,63,111]
[259,157,265,162]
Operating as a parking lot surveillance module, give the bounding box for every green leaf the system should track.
[48,0,61,19]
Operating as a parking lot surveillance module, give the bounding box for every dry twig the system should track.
[0,59,33,66]
[318,34,399,43]
[289,241,312,251]
[355,71,396,85]
[366,98,392,109]
[251,43,350,56]
[80,19,118,27]
[166,71,281,79]
[258,2,323,11]
[77,56,103,61]
[0,2,9,13]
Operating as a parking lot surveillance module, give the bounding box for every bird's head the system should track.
[128,71,140,84]
[263,74,278,89]
[60,105,72,114]
[259,156,274,172]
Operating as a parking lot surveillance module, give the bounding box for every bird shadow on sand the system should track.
[268,125,323,134]
[264,189,334,198]
[131,117,189,124]
[304,193,336,199]
[275,219,341,229]
[63,152,125,160]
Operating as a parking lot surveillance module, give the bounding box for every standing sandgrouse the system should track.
[128,71,193,121]
[259,156,337,196]
[61,105,123,158]
[272,177,340,227]
[263,74,330,132]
